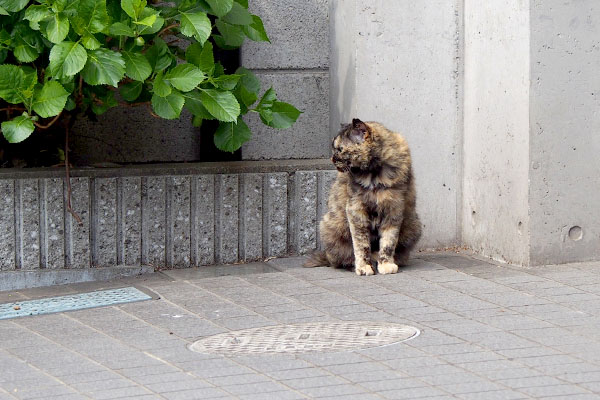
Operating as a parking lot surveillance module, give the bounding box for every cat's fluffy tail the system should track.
[303,251,329,268]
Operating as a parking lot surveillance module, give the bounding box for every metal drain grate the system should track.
[0,287,152,320]
[189,321,419,355]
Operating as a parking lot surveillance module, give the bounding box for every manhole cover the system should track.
[189,321,419,355]
[0,287,152,320]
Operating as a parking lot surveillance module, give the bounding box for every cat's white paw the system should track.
[355,263,375,276]
[378,261,399,275]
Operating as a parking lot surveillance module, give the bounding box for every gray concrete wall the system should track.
[330,0,463,250]
[529,1,600,265]
[241,0,330,160]
[0,162,336,271]
[71,0,330,163]
[462,0,531,265]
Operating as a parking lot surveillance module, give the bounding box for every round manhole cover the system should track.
[189,321,419,355]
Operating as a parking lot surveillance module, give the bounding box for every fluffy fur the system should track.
[306,119,422,275]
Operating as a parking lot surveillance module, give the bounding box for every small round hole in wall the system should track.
[568,226,583,241]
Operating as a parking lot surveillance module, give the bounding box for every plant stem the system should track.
[64,123,83,226]
[34,112,62,129]
[158,23,179,37]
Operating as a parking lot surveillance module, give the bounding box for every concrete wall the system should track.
[330,0,463,249]
[462,0,531,265]
[0,162,336,271]
[241,0,330,160]
[529,0,600,265]
[71,0,330,163]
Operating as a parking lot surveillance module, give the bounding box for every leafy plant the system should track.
[0,0,301,153]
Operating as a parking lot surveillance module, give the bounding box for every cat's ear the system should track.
[350,119,371,143]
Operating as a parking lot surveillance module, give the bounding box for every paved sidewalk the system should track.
[2,253,600,399]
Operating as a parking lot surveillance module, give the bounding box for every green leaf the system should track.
[215,20,245,47]
[133,13,156,26]
[0,65,27,104]
[91,89,118,114]
[200,89,239,122]
[151,91,184,119]
[0,5,7,14]
[182,90,214,119]
[12,23,44,62]
[32,81,69,118]
[0,0,28,12]
[179,11,211,44]
[120,80,143,101]
[146,38,172,72]
[81,48,125,87]
[49,41,87,79]
[0,30,11,47]
[192,115,202,127]
[212,74,240,90]
[122,51,151,81]
[185,41,214,74]
[234,0,247,8]
[109,22,135,37]
[13,43,40,62]
[53,0,68,13]
[152,70,171,97]
[214,117,251,152]
[222,2,252,25]
[46,13,69,44]
[137,8,164,35]
[256,87,276,109]
[71,0,110,35]
[261,101,302,129]
[24,5,51,23]
[165,64,205,92]
[234,66,260,107]
[242,15,270,42]
[81,34,101,50]
[121,0,145,19]
[2,115,35,143]
[205,0,232,17]
[64,96,76,111]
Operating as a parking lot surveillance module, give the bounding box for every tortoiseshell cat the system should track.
[306,119,422,275]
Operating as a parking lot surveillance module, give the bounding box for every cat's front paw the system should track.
[378,261,399,275]
[355,263,375,276]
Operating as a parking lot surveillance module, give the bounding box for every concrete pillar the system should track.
[462,0,531,265]
[332,0,600,265]
[464,0,600,266]
[330,0,463,249]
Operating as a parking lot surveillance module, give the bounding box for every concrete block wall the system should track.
[0,162,336,271]
[70,0,330,164]
[241,0,330,160]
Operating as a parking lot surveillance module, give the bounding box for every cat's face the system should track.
[331,119,372,172]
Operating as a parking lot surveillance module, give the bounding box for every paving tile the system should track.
[298,384,369,398]
[282,375,349,389]
[221,381,291,395]
[379,386,449,399]
[238,391,308,400]
[517,384,590,397]
[162,387,231,399]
